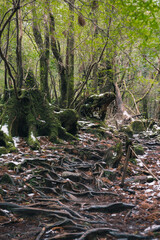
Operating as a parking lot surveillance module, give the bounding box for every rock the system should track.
[131,120,145,133]
[133,144,144,155]
[0,146,8,155]
[0,173,15,185]
[119,125,133,137]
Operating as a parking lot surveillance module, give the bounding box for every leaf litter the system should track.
[0,125,159,240]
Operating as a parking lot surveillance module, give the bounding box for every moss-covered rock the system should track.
[133,144,144,155]
[120,125,133,138]
[131,120,145,133]
[0,146,8,155]
[0,173,15,185]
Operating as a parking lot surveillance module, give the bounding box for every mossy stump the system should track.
[0,89,76,150]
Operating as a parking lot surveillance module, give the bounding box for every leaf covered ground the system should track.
[0,122,160,240]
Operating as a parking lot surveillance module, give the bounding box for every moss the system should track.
[7,162,17,170]
[9,146,17,153]
[58,126,77,142]
[0,173,15,185]
[0,146,8,155]
[133,144,144,155]
[0,130,16,153]
[56,109,78,135]
[27,126,40,150]
[80,92,115,120]
[131,120,145,133]
[129,158,137,165]
[0,89,76,147]
[120,125,133,138]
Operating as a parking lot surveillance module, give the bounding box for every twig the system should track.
[35,227,46,240]
[130,147,159,181]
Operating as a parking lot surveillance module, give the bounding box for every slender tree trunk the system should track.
[32,5,50,100]
[16,8,23,88]
[49,12,67,107]
[66,0,75,107]
[91,1,99,93]
[142,94,148,119]
[4,22,10,90]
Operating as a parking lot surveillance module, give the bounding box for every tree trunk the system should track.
[16,8,23,89]
[142,95,148,119]
[66,0,75,107]
[32,5,50,101]
[49,12,67,107]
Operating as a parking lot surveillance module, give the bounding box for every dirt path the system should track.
[0,128,159,240]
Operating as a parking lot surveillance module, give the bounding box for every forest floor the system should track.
[0,121,159,240]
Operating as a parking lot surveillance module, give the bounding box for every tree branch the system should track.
[70,16,112,106]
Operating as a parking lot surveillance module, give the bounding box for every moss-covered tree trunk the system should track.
[0,89,77,151]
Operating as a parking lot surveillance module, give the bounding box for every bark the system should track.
[91,1,99,93]
[49,12,67,107]
[114,82,133,124]
[0,1,20,99]
[66,0,75,107]
[32,5,50,100]
[142,95,148,119]
[4,22,10,90]
[16,8,23,88]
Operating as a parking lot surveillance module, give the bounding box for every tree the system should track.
[32,1,50,100]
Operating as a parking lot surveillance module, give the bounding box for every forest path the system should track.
[0,127,159,240]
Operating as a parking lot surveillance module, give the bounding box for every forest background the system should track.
[0,0,160,122]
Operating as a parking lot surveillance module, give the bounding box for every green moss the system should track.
[133,144,144,155]
[0,89,76,147]
[7,162,17,170]
[129,158,137,165]
[0,173,15,185]
[56,109,78,135]
[0,146,8,155]
[131,120,145,133]
[120,125,133,137]
[9,146,18,153]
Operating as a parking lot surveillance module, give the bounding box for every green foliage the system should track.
[0,0,159,118]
